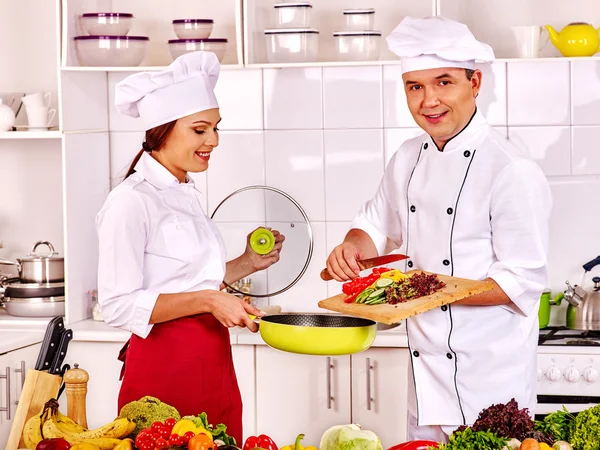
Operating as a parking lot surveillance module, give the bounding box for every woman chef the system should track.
[96,51,283,444]
[326,17,552,442]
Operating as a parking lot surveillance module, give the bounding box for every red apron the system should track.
[117,313,243,445]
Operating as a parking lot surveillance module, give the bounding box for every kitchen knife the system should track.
[320,254,410,281]
[48,328,73,375]
[34,316,65,371]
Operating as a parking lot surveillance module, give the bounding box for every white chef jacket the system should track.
[96,152,226,339]
[353,109,552,427]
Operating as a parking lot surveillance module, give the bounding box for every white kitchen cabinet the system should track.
[0,343,42,449]
[65,341,126,429]
[351,348,410,449]
[255,346,351,447]
[232,345,256,439]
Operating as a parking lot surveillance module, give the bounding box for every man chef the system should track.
[325,16,553,442]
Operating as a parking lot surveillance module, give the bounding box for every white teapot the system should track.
[0,99,15,132]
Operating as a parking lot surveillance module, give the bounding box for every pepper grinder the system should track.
[63,363,89,428]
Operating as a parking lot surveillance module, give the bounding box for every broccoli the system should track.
[118,395,180,438]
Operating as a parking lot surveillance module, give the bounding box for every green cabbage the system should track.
[320,424,383,450]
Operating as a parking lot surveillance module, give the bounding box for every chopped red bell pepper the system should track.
[344,290,361,303]
[243,435,279,450]
[388,441,439,450]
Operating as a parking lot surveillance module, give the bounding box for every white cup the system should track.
[22,92,51,108]
[511,26,547,58]
[26,105,56,130]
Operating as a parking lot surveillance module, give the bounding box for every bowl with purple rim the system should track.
[74,35,149,67]
[172,19,214,40]
[168,38,228,62]
[81,12,134,36]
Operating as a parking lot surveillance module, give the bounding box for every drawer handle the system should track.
[0,366,11,420]
[15,360,26,405]
[326,357,334,410]
[366,358,374,411]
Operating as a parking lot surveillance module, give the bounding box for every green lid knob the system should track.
[250,228,275,255]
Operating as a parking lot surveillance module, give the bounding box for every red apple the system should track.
[36,438,71,450]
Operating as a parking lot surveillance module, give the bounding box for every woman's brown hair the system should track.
[124,120,177,179]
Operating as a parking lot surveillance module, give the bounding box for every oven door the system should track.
[535,395,600,420]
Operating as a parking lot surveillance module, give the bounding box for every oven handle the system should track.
[538,394,600,404]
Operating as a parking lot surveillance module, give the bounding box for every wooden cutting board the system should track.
[318,271,495,325]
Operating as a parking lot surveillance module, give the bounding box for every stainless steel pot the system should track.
[1,296,65,317]
[0,241,64,283]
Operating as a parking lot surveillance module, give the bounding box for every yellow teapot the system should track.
[545,22,600,57]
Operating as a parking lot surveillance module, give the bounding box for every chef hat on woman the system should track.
[386,16,495,74]
[115,51,220,130]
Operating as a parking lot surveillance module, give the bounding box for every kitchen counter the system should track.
[0,312,48,354]
[70,318,410,347]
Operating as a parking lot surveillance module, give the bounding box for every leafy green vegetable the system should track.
[432,428,507,450]
[182,412,237,446]
[570,405,600,450]
[320,424,382,450]
[534,406,576,442]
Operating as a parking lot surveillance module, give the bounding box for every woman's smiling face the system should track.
[154,108,221,182]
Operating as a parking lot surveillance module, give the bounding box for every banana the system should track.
[22,412,44,449]
[113,438,134,450]
[70,444,102,450]
[56,410,89,434]
[123,421,136,437]
[77,417,133,439]
[42,418,122,448]
[76,438,123,450]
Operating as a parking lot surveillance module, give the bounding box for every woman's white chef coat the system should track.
[96,152,226,339]
[352,110,553,427]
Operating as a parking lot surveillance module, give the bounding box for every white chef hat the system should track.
[386,16,495,74]
[115,51,220,129]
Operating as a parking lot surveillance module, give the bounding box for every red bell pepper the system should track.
[243,435,279,450]
[388,441,439,450]
[344,290,361,303]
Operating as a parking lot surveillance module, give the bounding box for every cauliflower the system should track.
[118,395,180,438]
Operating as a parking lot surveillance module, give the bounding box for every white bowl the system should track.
[81,12,133,36]
[172,19,214,39]
[264,28,319,63]
[343,9,375,31]
[74,36,148,67]
[333,31,381,61]
[168,39,228,62]
[274,2,313,28]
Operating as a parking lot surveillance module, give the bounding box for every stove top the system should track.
[539,326,600,346]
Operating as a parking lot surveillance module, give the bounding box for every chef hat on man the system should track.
[386,16,495,74]
[115,51,220,130]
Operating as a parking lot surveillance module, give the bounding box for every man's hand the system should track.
[326,242,365,282]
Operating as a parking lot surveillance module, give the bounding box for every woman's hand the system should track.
[209,290,264,333]
[244,227,285,272]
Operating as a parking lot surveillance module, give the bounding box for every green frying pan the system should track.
[258,313,377,355]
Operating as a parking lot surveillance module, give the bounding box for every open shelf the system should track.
[0,131,62,139]
[61,0,243,69]
[61,64,245,72]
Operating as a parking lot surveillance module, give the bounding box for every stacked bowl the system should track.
[74,13,149,67]
[333,9,381,61]
[264,2,319,63]
[168,19,228,62]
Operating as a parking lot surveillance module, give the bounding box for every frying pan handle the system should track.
[366,358,374,411]
[326,358,333,409]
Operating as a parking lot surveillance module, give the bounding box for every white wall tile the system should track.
[263,68,323,130]
[325,222,352,298]
[266,222,328,313]
[507,61,570,126]
[547,178,600,293]
[572,126,600,175]
[325,129,384,221]
[383,65,417,128]
[215,69,263,130]
[493,126,508,139]
[109,131,144,187]
[323,66,382,129]
[384,128,423,166]
[207,131,265,221]
[571,60,600,126]
[265,130,325,221]
[108,73,147,132]
[477,62,507,126]
[508,126,571,176]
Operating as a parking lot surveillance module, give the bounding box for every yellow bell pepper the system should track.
[281,434,317,450]
[367,270,407,288]
[172,419,212,440]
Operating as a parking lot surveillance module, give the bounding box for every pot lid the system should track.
[19,241,64,262]
[210,186,313,299]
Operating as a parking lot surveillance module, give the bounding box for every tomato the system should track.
[136,429,153,446]
[189,433,214,450]
[139,441,155,450]
[164,417,178,428]
[182,431,196,444]
[151,421,164,433]
[169,433,182,446]
[155,436,170,449]
[157,425,171,440]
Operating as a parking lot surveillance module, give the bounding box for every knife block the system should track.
[6,369,62,450]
